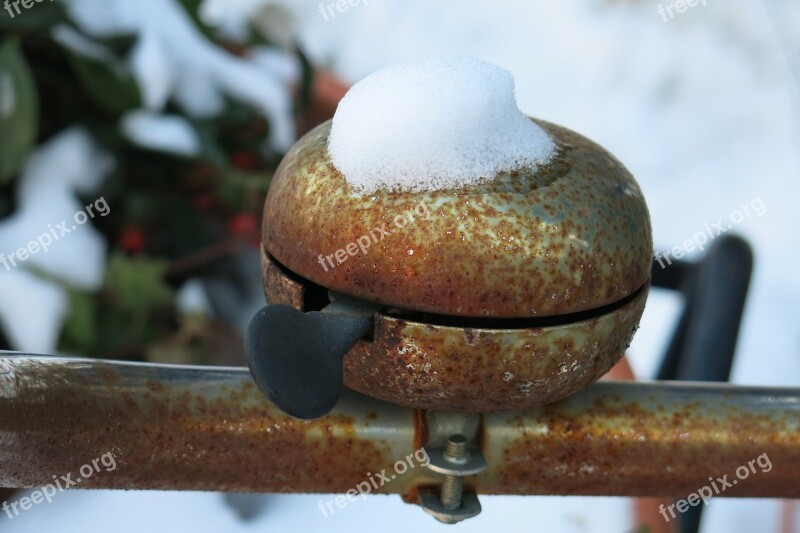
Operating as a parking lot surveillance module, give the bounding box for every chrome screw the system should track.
[439,434,469,509]
[419,433,487,524]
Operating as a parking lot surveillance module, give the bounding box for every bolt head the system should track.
[419,489,482,524]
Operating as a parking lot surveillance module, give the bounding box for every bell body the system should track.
[261,118,652,411]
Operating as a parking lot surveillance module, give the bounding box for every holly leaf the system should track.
[60,34,141,114]
[61,289,98,349]
[104,253,174,314]
[95,33,139,58]
[0,38,38,182]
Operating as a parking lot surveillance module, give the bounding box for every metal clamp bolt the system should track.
[419,434,487,524]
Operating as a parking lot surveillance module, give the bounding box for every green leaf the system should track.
[0,1,66,31]
[95,33,139,58]
[61,289,98,348]
[194,119,229,167]
[296,45,314,115]
[61,37,141,114]
[104,253,174,314]
[0,38,38,182]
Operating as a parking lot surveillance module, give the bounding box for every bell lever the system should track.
[244,292,381,420]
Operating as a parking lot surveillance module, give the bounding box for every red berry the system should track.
[231,151,256,170]
[228,213,257,237]
[192,192,217,210]
[119,227,146,253]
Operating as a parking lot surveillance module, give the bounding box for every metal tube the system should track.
[1,354,798,498]
[480,381,800,497]
[0,355,419,494]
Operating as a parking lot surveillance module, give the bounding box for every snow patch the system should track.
[328,56,556,192]
[177,279,213,316]
[121,111,200,156]
[0,128,113,353]
[52,25,116,63]
[0,270,68,354]
[63,0,297,150]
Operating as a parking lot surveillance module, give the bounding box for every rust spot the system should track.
[97,366,120,383]
[261,248,305,310]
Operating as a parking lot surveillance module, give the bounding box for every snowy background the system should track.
[3,0,799,532]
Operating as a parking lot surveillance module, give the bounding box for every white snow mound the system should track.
[328,56,556,193]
